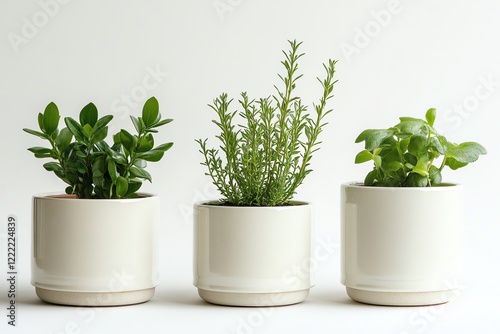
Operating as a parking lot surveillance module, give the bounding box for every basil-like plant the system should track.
[355,108,486,187]
[24,97,173,199]
[196,40,337,206]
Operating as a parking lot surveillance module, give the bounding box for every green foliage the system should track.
[355,108,486,187]
[196,40,337,206]
[24,97,173,198]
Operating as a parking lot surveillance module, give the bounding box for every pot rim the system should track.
[33,192,158,201]
[342,181,462,191]
[195,199,310,208]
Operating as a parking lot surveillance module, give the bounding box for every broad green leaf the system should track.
[151,118,173,128]
[91,126,108,144]
[399,116,424,123]
[408,134,428,156]
[425,108,436,127]
[437,135,448,152]
[113,132,121,144]
[446,142,487,163]
[43,162,61,172]
[133,159,147,168]
[380,146,399,163]
[379,136,397,149]
[398,136,411,154]
[93,115,113,133]
[106,148,128,165]
[23,128,48,139]
[55,128,73,152]
[380,177,403,187]
[43,102,60,135]
[82,124,92,138]
[130,166,152,182]
[120,129,136,154]
[92,170,104,186]
[28,147,53,158]
[137,150,164,162]
[429,136,444,155]
[142,97,159,127]
[429,166,442,186]
[445,157,468,170]
[405,173,428,187]
[37,113,44,131]
[373,155,382,168]
[153,142,174,152]
[75,148,87,158]
[130,115,143,134]
[76,161,87,174]
[107,158,118,181]
[64,117,85,142]
[354,150,372,164]
[396,119,428,136]
[403,152,417,166]
[92,157,105,186]
[355,129,395,151]
[116,176,128,198]
[412,154,429,177]
[382,160,403,172]
[79,102,98,127]
[125,180,142,196]
[28,146,52,155]
[364,169,378,186]
[137,133,154,153]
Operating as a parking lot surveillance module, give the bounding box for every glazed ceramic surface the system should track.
[193,201,312,306]
[31,193,159,306]
[341,183,464,305]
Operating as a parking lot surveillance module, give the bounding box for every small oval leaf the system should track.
[142,97,159,127]
[43,102,60,135]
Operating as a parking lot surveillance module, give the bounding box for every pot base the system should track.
[198,289,309,307]
[346,287,458,306]
[35,287,155,306]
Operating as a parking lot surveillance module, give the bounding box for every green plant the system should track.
[196,40,337,206]
[355,108,486,187]
[23,97,173,199]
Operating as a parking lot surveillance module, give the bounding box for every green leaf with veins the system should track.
[355,109,486,187]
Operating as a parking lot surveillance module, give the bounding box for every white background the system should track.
[1,0,499,333]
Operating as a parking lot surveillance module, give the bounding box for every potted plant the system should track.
[341,108,486,306]
[193,40,338,306]
[23,96,173,306]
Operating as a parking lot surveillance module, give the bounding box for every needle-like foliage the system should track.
[197,40,337,206]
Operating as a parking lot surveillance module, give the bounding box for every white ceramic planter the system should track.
[31,193,160,306]
[341,182,464,306]
[193,201,312,306]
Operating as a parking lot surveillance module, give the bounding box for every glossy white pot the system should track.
[31,193,160,306]
[193,201,312,306]
[341,183,464,306]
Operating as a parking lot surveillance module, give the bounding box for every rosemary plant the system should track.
[197,40,337,206]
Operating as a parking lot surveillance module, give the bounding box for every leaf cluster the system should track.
[197,40,337,206]
[24,97,173,198]
[355,108,486,187]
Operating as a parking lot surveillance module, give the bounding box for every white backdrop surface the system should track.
[1,1,499,333]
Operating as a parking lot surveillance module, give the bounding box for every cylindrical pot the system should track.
[31,193,160,306]
[193,201,312,307]
[341,182,463,306]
